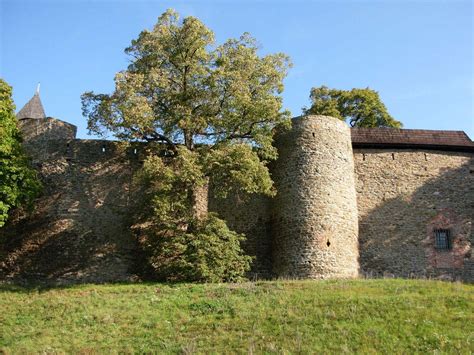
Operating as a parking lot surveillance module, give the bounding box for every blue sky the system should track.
[1,0,472,139]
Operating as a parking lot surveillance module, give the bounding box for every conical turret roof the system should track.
[17,91,46,120]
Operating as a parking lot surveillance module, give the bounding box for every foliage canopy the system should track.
[305,86,402,128]
[81,9,292,281]
[82,9,291,158]
[0,79,41,227]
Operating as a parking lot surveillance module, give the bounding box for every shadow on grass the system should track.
[0,280,157,293]
[0,277,230,293]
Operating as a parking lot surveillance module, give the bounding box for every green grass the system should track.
[0,279,473,354]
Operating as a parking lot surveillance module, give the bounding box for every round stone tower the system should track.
[272,115,359,279]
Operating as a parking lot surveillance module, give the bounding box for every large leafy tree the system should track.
[0,79,41,227]
[81,9,291,282]
[305,86,402,128]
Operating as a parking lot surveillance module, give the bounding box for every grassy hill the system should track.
[1,279,473,353]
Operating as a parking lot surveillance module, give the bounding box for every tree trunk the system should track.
[191,180,209,222]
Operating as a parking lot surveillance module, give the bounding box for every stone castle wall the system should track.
[1,115,473,283]
[209,193,272,278]
[0,139,142,283]
[354,149,473,280]
[18,117,77,142]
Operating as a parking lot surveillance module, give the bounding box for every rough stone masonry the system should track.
[0,92,473,284]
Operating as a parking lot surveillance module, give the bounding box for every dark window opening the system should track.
[326,240,331,247]
[312,132,315,138]
[434,229,452,250]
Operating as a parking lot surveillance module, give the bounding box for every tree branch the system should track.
[130,126,178,153]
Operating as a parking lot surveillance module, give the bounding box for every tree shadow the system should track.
[0,134,147,286]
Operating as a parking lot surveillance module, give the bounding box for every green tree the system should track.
[0,79,41,227]
[81,9,291,282]
[305,86,402,128]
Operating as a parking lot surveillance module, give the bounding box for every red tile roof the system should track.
[351,128,474,152]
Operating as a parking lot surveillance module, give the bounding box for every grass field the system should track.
[0,279,473,353]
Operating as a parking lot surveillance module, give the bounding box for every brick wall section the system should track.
[271,116,359,279]
[424,210,471,269]
[354,149,473,281]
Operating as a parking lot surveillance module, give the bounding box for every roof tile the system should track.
[351,127,473,150]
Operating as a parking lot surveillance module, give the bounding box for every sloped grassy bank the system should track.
[1,279,473,353]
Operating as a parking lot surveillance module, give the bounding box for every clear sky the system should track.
[1,0,473,139]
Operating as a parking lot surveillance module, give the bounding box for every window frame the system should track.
[434,229,452,251]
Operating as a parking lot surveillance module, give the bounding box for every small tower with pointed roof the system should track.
[17,85,46,120]
[16,86,77,143]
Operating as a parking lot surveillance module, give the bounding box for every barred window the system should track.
[434,229,452,250]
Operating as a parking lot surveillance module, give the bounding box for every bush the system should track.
[139,214,252,283]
